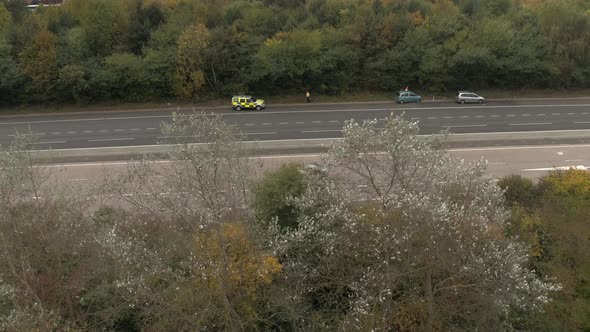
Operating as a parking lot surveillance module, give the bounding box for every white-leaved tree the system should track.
[108,112,280,331]
[322,115,560,331]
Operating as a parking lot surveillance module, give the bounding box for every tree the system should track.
[79,0,128,57]
[127,0,166,54]
[175,23,210,98]
[0,40,27,105]
[498,174,538,208]
[0,2,11,34]
[20,29,58,99]
[56,64,89,103]
[502,169,590,330]
[109,112,261,330]
[325,115,559,330]
[103,52,146,101]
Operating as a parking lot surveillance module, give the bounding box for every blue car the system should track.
[395,91,422,104]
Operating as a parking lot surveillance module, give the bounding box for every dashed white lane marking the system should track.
[296,122,304,124]
[411,117,421,120]
[1,103,588,125]
[443,116,452,119]
[83,130,92,133]
[312,121,321,124]
[245,132,277,135]
[70,178,88,181]
[301,129,343,133]
[475,115,485,118]
[574,121,590,124]
[146,128,157,130]
[565,159,584,162]
[509,122,552,126]
[51,132,61,134]
[506,114,515,117]
[98,130,109,133]
[552,113,561,115]
[245,123,254,126]
[279,122,288,125]
[583,112,589,115]
[67,131,76,134]
[114,129,124,132]
[427,117,437,119]
[130,128,140,131]
[522,114,531,116]
[88,138,134,142]
[537,113,545,116]
[33,141,67,144]
[459,116,469,118]
[443,124,487,128]
[488,162,507,165]
[567,113,575,115]
[262,123,271,125]
[329,120,339,123]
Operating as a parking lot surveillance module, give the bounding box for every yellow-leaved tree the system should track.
[175,23,210,99]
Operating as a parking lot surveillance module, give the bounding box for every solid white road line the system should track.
[301,129,343,133]
[244,132,277,135]
[32,141,67,144]
[88,138,135,142]
[443,124,487,128]
[448,143,590,152]
[574,121,590,124]
[509,122,552,126]
[522,165,587,171]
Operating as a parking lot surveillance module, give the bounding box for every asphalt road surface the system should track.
[45,145,590,193]
[1,98,590,150]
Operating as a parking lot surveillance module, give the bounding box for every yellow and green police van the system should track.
[232,95,265,111]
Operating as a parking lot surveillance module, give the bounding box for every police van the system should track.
[232,95,265,111]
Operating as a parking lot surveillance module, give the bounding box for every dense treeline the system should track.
[0,0,589,105]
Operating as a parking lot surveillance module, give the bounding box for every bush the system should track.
[254,163,306,230]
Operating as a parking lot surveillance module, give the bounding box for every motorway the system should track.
[1,98,590,150]
[44,145,590,190]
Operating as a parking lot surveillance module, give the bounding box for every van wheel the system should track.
[460,100,465,104]
[256,105,261,111]
[417,98,421,103]
[400,100,405,104]
[478,99,483,104]
[235,106,242,111]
